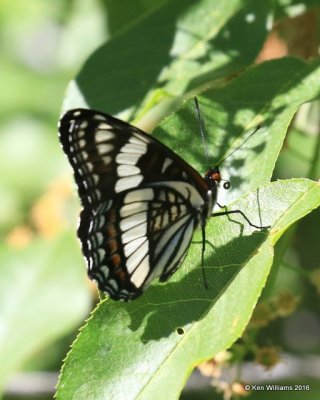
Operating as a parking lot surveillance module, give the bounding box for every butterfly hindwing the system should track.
[59,108,210,300]
[78,183,203,300]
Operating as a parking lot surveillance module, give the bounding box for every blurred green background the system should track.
[0,1,107,398]
[0,1,320,399]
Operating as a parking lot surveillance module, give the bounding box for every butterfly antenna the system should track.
[217,124,262,166]
[194,97,211,170]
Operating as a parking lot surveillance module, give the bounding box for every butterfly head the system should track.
[205,166,231,190]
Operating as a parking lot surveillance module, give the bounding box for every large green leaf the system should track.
[56,179,320,400]
[63,0,270,115]
[0,233,92,391]
[56,56,320,399]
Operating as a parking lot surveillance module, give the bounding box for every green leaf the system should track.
[102,0,169,36]
[56,179,320,400]
[0,233,92,391]
[64,0,270,115]
[154,57,320,201]
[56,56,320,399]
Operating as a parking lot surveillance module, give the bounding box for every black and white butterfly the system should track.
[59,101,265,301]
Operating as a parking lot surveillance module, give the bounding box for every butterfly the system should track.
[59,101,265,301]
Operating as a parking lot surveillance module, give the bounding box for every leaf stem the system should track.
[307,126,320,180]
[282,260,311,278]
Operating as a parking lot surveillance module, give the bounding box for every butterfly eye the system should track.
[205,166,221,183]
[211,171,221,182]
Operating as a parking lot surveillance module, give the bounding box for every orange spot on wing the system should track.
[107,239,118,253]
[114,267,126,281]
[111,253,121,267]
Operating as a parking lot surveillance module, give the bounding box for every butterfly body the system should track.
[59,108,220,301]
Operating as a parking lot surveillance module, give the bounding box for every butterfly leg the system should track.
[201,221,209,289]
[213,203,270,229]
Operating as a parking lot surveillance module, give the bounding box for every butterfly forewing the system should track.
[59,109,145,207]
[59,108,211,300]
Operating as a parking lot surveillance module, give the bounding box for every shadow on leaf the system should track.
[123,229,268,341]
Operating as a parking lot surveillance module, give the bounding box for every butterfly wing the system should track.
[59,108,211,300]
[59,108,209,207]
[78,183,204,300]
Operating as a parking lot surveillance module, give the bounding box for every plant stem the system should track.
[307,126,320,180]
